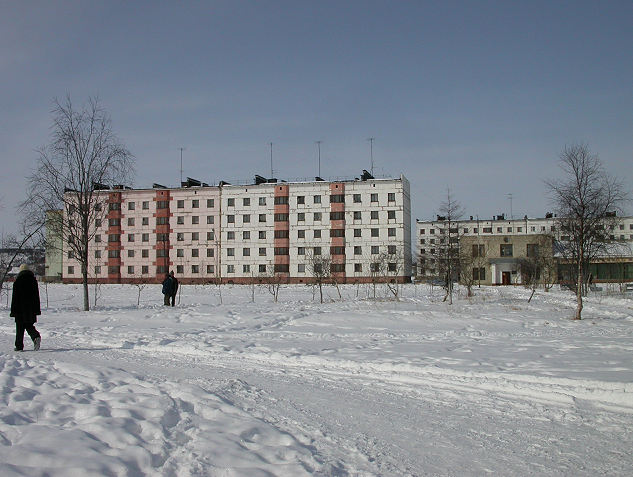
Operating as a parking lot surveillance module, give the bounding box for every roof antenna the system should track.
[368,137,375,176]
[315,140,322,177]
[178,147,186,185]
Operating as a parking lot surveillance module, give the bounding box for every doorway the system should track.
[502,272,511,285]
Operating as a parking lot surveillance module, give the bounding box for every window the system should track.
[330,212,344,221]
[274,196,289,205]
[243,264,250,273]
[330,229,345,237]
[243,198,250,206]
[330,194,344,203]
[176,265,183,274]
[94,266,101,275]
[227,198,235,207]
[207,199,215,208]
[463,228,469,234]
[274,264,289,273]
[275,213,289,222]
[108,234,120,242]
[354,263,362,273]
[371,211,379,220]
[142,266,149,274]
[274,230,289,238]
[177,200,184,208]
[142,217,149,226]
[192,265,199,274]
[370,263,380,273]
[94,250,100,258]
[371,228,379,237]
[314,229,321,238]
[108,249,120,258]
[177,216,185,225]
[227,248,234,257]
[298,264,305,273]
[157,200,169,209]
[109,202,121,211]
[500,244,513,257]
[259,264,267,273]
[313,247,322,255]
[371,193,378,202]
[192,216,199,225]
[156,249,168,258]
[243,214,250,223]
[354,229,361,237]
[497,227,502,233]
[128,250,134,257]
[192,199,199,208]
[297,213,305,222]
[128,234,135,242]
[127,218,135,226]
[473,267,486,280]
[388,193,395,202]
[109,266,121,274]
[227,215,235,223]
[207,265,215,274]
[176,233,184,241]
[314,212,322,221]
[527,244,539,257]
[388,228,396,237]
[353,211,362,220]
[297,247,305,255]
[154,216,168,226]
[353,194,361,203]
[517,227,522,232]
[67,266,74,274]
[259,214,266,222]
[108,218,120,227]
[207,231,215,240]
[298,230,305,239]
[207,248,214,257]
[127,266,134,274]
[371,246,379,254]
[420,229,425,235]
[472,244,485,257]
[243,248,250,256]
[388,245,396,255]
[192,249,199,258]
[507,227,513,233]
[354,246,362,255]
[483,227,492,234]
[142,201,149,210]
[95,235,101,243]
[313,195,321,204]
[259,247,266,256]
[297,196,305,205]
[388,210,396,220]
[177,249,184,257]
[388,263,397,272]
[274,247,289,255]
[259,230,266,239]
[95,219,102,227]
[259,197,266,206]
[331,263,345,273]
[142,249,149,258]
[207,216,214,224]
[243,231,250,240]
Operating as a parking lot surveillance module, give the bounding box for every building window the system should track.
[371,228,379,237]
[95,219,102,228]
[313,195,321,204]
[274,264,289,273]
[128,234,135,242]
[274,230,289,239]
[259,264,267,273]
[388,245,396,255]
[298,229,305,239]
[259,247,266,256]
[274,247,289,255]
[156,200,169,209]
[192,216,199,225]
[298,264,305,273]
[227,198,235,207]
[177,249,184,257]
[330,211,344,221]
[177,200,184,208]
[207,216,214,224]
[259,214,266,223]
[207,199,215,208]
[109,202,121,211]
[108,234,120,242]
[388,263,397,272]
[275,213,289,222]
[371,211,379,220]
[354,246,362,255]
[207,265,215,274]
[93,250,100,258]
[142,249,149,258]
[192,199,199,208]
[388,210,396,220]
[192,265,199,273]
[297,196,305,205]
[227,215,235,223]
[176,233,184,241]
[142,266,148,274]
[388,193,395,202]
[207,231,215,240]
[314,229,321,238]
[354,229,361,237]
[243,197,250,206]
[177,216,185,225]
[314,212,322,221]
[108,218,120,227]
[67,266,74,274]
[331,263,345,273]
[227,231,235,240]
[500,244,513,257]
[95,235,101,243]
[243,264,250,273]
[298,247,305,255]
[128,250,134,257]
[243,248,250,256]
[259,197,266,206]
[472,244,485,257]
[142,217,149,226]
[354,263,362,272]
[142,201,149,210]
[243,214,250,223]
[127,266,134,274]
[108,266,120,274]
[371,193,378,202]
[483,227,492,234]
[388,228,396,237]
[297,213,305,222]
[156,216,168,225]
[527,244,539,257]
[243,231,250,240]
[176,265,183,274]
[227,248,234,256]
[330,194,344,203]
[353,194,361,203]
[371,246,379,254]
[313,247,321,255]
[497,227,502,233]
[127,218,135,226]
[192,249,199,258]
[274,196,289,205]
[473,267,486,281]
[227,265,235,273]
[141,233,149,242]
[259,230,266,239]
[94,266,101,275]
[330,228,345,237]
[156,249,168,258]
[207,248,214,257]
[353,211,361,220]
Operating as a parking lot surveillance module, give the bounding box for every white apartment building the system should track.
[416,214,633,285]
[61,173,411,284]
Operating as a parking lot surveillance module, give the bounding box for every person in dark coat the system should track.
[161,273,173,306]
[169,270,178,307]
[10,264,42,351]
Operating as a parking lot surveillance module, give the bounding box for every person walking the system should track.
[161,272,173,306]
[10,264,42,352]
[169,270,178,307]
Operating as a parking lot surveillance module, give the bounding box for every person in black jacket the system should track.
[161,273,173,306]
[169,270,178,307]
[10,264,42,351]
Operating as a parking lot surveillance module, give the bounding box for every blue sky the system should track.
[1,0,632,237]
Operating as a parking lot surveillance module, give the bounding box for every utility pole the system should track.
[178,147,186,185]
[315,140,322,177]
[368,137,375,176]
[269,142,273,178]
[507,193,513,219]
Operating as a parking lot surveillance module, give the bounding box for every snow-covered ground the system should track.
[1,283,632,476]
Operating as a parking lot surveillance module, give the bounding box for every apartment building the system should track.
[416,214,633,285]
[61,173,411,284]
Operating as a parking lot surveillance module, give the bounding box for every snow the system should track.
[1,283,633,476]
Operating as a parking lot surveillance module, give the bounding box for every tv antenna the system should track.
[269,142,274,177]
[315,140,322,177]
[178,147,186,185]
[368,137,375,176]
[507,193,513,219]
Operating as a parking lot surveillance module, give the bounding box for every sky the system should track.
[1,0,632,238]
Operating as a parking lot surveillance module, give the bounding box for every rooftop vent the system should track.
[153,183,167,189]
[361,169,374,181]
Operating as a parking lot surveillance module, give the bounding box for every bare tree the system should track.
[380,250,404,300]
[519,235,556,302]
[435,189,464,304]
[546,144,627,319]
[24,96,134,311]
[306,252,331,303]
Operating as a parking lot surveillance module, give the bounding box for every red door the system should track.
[502,272,511,285]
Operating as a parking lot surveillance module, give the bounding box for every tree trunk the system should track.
[575,253,583,320]
[82,258,90,311]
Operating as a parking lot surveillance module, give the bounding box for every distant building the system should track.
[58,172,412,284]
[45,210,64,281]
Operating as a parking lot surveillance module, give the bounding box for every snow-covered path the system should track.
[1,284,633,476]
